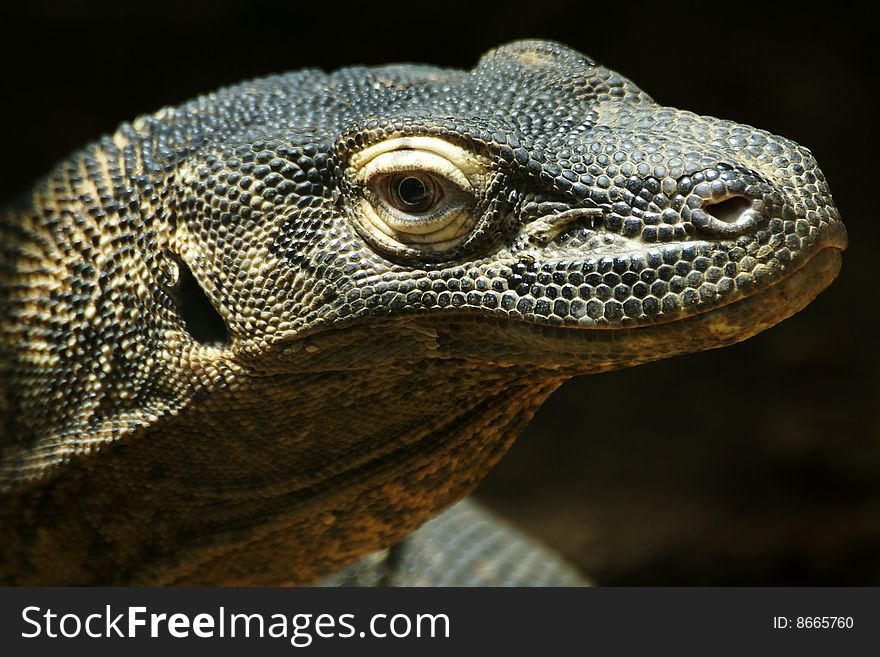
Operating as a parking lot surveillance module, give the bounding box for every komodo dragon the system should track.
[0,40,846,585]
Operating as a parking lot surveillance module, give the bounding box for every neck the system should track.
[1,360,565,584]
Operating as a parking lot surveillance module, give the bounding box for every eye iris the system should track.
[394,175,434,211]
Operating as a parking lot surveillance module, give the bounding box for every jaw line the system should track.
[475,245,845,374]
[265,243,843,377]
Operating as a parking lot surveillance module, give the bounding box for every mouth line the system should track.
[256,243,843,382]
[594,242,837,335]
[614,243,843,331]
[450,244,843,374]
[533,241,846,334]
[513,212,849,331]
[267,222,846,358]
[419,240,846,344]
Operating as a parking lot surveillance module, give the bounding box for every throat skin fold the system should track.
[0,359,562,585]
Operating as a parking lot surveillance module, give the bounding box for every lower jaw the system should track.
[652,245,842,346]
[566,245,844,373]
[425,245,845,375]
[279,244,844,376]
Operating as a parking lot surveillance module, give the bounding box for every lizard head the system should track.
[1,40,846,584]
[164,40,846,375]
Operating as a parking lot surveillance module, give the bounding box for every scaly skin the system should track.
[0,40,846,584]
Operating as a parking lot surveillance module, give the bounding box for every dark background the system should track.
[2,1,876,584]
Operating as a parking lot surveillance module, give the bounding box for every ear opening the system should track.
[170,254,230,346]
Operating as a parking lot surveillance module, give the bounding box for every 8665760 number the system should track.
[773,616,853,629]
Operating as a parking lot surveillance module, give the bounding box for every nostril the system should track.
[691,194,759,238]
[705,195,752,225]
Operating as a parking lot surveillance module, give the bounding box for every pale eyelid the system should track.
[359,149,474,193]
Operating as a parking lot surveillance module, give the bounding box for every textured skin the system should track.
[318,499,586,586]
[0,40,846,585]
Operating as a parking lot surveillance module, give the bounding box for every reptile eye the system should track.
[365,155,471,238]
[348,136,491,257]
[387,173,441,213]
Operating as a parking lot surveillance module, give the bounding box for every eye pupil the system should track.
[395,175,433,210]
